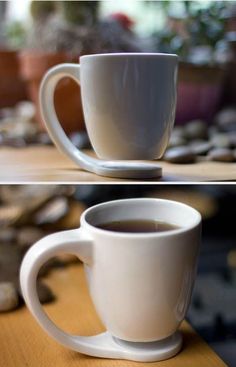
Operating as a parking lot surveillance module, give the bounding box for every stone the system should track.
[36,132,52,145]
[0,282,19,311]
[210,133,231,149]
[171,126,186,139]
[34,197,69,225]
[0,108,15,119]
[208,148,235,162]
[215,108,236,132]
[189,140,212,155]
[37,280,54,304]
[228,133,236,148]
[17,227,44,250]
[0,205,24,227]
[69,132,91,149]
[233,149,236,160]
[184,120,208,140]
[168,134,187,148]
[163,146,196,164]
[15,101,36,121]
[208,125,220,138]
[0,228,17,243]
[0,137,27,148]
[0,244,22,282]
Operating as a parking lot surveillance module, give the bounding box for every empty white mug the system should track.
[40,53,178,178]
[20,198,201,362]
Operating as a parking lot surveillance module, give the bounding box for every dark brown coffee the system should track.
[97,219,179,233]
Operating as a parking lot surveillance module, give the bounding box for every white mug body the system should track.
[80,54,178,160]
[81,198,201,342]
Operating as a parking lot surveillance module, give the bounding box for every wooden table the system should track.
[1,146,236,182]
[0,264,227,367]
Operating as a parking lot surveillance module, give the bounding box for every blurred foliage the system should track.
[59,1,99,25]
[30,0,99,25]
[148,1,229,63]
[30,1,56,21]
[5,21,26,49]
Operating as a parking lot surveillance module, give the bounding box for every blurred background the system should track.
[0,184,236,365]
[0,1,236,164]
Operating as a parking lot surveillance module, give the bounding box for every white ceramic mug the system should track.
[20,198,201,362]
[40,53,178,178]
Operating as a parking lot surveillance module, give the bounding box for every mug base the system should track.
[112,331,182,362]
[84,331,182,362]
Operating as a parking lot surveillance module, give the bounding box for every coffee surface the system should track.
[97,219,179,233]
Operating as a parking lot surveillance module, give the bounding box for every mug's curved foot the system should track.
[72,331,182,362]
[95,161,162,179]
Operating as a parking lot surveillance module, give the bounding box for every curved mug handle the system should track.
[39,64,100,173]
[20,229,124,359]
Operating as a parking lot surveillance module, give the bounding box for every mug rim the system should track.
[81,198,201,238]
[80,52,178,60]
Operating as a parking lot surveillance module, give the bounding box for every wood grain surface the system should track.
[0,265,227,367]
[0,146,236,182]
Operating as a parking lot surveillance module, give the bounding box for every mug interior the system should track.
[83,198,201,235]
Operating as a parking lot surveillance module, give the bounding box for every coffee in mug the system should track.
[97,219,180,233]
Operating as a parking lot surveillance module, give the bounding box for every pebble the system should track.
[233,149,236,160]
[0,108,15,119]
[37,281,54,304]
[17,227,44,250]
[34,197,69,225]
[15,101,36,121]
[0,282,19,312]
[0,205,23,228]
[210,133,231,149]
[36,132,52,145]
[208,148,235,162]
[184,120,208,140]
[0,228,17,243]
[208,125,220,138]
[215,108,236,132]
[228,133,236,148]
[189,140,212,155]
[69,132,91,149]
[168,134,187,148]
[0,137,27,148]
[0,244,22,282]
[163,146,196,163]
[171,126,186,139]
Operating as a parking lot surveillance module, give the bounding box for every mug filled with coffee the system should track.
[20,198,201,362]
[39,53,178,179]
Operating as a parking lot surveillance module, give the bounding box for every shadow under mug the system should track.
[20,198,201,362]
[39,53,178,177]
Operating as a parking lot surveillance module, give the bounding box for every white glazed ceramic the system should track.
[20,198,201,362]
[39,53,178,178]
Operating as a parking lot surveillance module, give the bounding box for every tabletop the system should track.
[0,264,227,367]
[0,146,236,182]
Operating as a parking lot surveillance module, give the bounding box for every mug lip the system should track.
[81,198,201,238]
[80,52,178,60]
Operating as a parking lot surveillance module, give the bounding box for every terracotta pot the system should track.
[19,51,85,133]
[176,62,225,124]
[0,49,27,108]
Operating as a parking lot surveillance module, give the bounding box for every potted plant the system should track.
[151,1,227,124]
[19,1,92,133]
[0,1,27,108]
[19,1,143,133]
